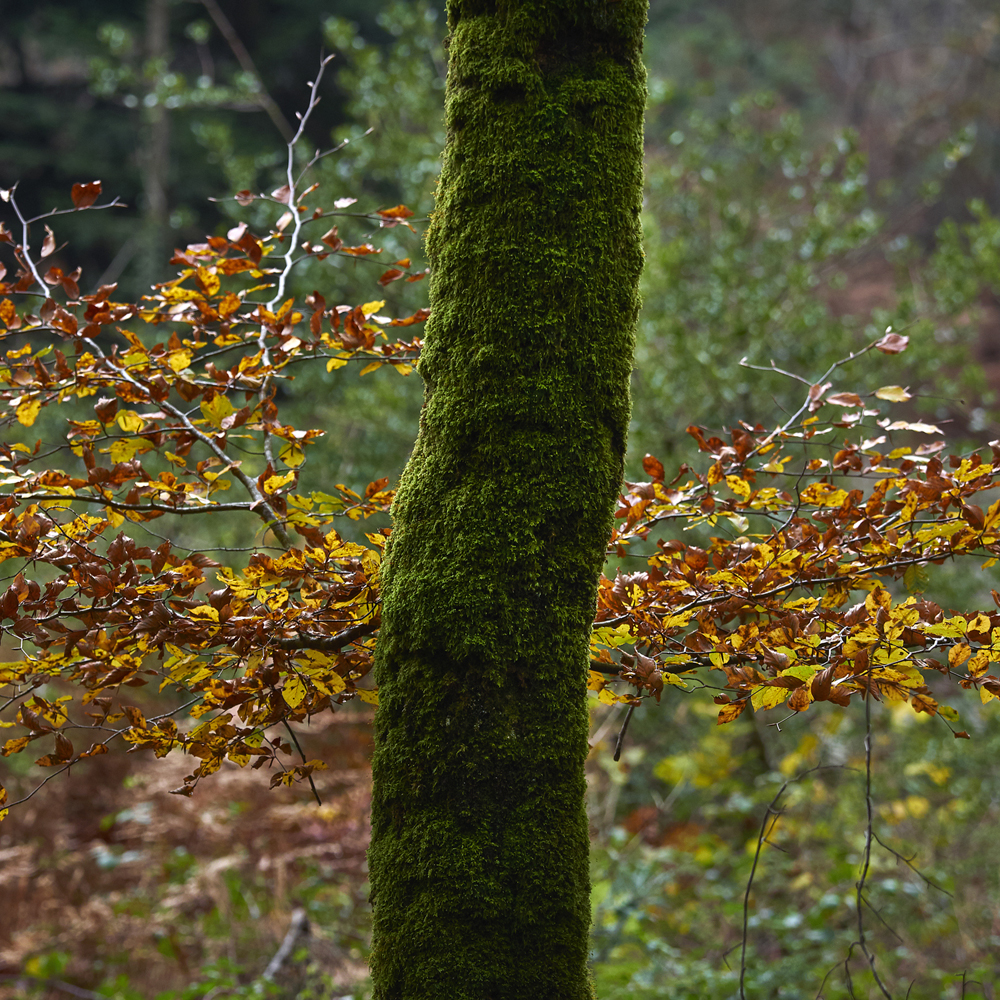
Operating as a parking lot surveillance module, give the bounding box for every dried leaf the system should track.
[70,180,102,208]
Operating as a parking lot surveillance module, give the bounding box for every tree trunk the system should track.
[137,0,171,291]
[368,1,647,997]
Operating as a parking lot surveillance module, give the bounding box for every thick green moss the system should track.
[368,2,647,997]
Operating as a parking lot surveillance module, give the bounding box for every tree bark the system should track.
[139,0,171,290]
[368,1,647,997]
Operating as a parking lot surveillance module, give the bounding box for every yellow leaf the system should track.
[1,736,30,756]
[361,300,385,317]
[279,441,306,468]
[661,612,694,628]
[200,395,235,428]
[109,438,140,464]
[116,410,145,433]
[707,462,723,485]
[357,688,379,706]
[282,675,307,708]
[167,349,193,373]
[196,267,220,296]
[312,672,347,697]
[590,624,637,648]
[981,685,998,704]
[966,650,990,678]
[875,385,911,402]
[219,292,241,316]
[106,507,125,528]
[326,357,348,372]
[361,547,381,580]
[949,643,971,669]
[751,685,790,711]
[587,670,606,691]
[16,398,41,427]
[725,475,751,500]
[0,809,7,823]
[263,471,295,494]
[359,362,381,376]
[966,614,992,637]
[598,688,629,705]
[922,618,967,638]
[189,605,220,622]
[865,587,891,614]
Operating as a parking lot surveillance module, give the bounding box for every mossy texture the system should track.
[368,1,647,997]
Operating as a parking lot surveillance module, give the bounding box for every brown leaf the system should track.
[320,227,343,252]
[875,331,910,354]
[960,503,985,530]
[54,732,74,761]
[378,268,404,286]
[788,686,811,712]
[642,454,665,481]
[236,231,262,265]
[827,392,862,407]
[71,180,102,208]
[40,226,56,258]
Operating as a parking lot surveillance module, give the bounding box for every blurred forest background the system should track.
[1,0,1000,997]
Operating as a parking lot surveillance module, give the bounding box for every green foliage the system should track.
[587,697,1000,997]
[633,93,990,465]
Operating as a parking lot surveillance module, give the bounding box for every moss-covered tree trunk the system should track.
[368,1,647,996]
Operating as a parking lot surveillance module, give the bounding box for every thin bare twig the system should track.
[260,907,310,982]
[197,0,294,141]
[741,765,848,999]
[871,830,953,898]
[283,720,321,806]
[257,53,334,472]
[612,702,636,762]
[0,975,105,1000]
[854,676,894,999]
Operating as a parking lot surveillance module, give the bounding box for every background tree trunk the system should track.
[368,1,647,996]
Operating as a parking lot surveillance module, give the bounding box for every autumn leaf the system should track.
[40,225,56,258]
[827,391,862,407]
[1,737,30,757]
[874,330,910,353]
[377,204,414,223]
[16,398,41,427]
[201,395,236,429]
[717,701,746,725]
[116,410,145,433]
[282,675,307,709]
[70,180,102,208]
[875,385,911,402]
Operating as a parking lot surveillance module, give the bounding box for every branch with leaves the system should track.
[1,66,997,827]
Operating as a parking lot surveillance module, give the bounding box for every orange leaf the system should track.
[717,701,746,724]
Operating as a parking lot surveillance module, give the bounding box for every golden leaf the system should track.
[282,675,307,709]
[16,398,41,427]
